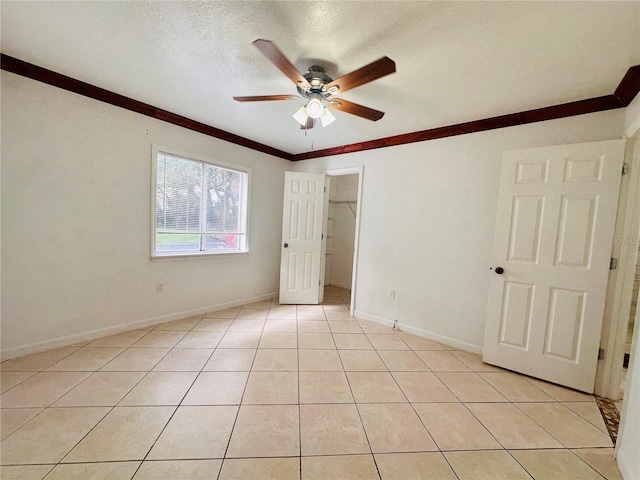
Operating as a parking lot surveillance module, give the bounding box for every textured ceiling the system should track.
[2,1,639,155]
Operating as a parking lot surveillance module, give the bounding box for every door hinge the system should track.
[321,233,324,240]
[622,163,630,175]
[598,348,605,360]
[610,258,618,270]
[324,186,327,193]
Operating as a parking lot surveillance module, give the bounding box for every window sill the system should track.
[150,251,249,262]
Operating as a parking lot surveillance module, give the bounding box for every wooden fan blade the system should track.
[253,39,311,89]
[234,94,299,102]
[328,98,385,121]
[325,57,395,94]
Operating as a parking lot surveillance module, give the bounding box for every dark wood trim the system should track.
[0,54,294,161]
[293,95,624,160]
[614,65,640,106]
[2,53,639,162]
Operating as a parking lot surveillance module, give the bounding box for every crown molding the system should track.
[0,54,294,161]
[2,54,639,161]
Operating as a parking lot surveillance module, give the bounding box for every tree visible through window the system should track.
[154,150,249,256]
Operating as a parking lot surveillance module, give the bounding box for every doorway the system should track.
[596,134,640,402]
[324,168,363,314]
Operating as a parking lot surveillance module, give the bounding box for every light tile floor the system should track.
[0,286,623,479]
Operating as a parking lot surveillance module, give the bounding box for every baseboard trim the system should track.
[354,310,483,355]
[354,310,395,328]
[1,292,278,360]
[329,281,352,290]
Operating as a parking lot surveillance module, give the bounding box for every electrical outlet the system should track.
[393,320,398,330]
[156,283,165,293]
[389,289,396,299]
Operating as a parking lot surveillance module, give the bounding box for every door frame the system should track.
[596,133,640,399]
[324,167,364,315]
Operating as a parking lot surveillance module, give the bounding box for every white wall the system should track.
[329,175,358,289]
[294,110,626,351]
[625,92,640,138]
[1,71,289,358]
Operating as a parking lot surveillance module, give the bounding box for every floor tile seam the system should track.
[467,391,566,449]
[192,313,237,373]
[97,337,180,372]
[449,350,478,370]
[0,345,84,373]
[334,346,377,463]
[134,403,183,468]
[453,400,510,452]
[507,447,609,480]
[481,371,555,402]
[0,372,39,394]
[563,399,614,435]
[132,320,234,465]
[43,347,129,372]
[508,401,586,449]
[382,368,443,454]
[177,369,234,407]
[423,373,516,451]
[331,331,374,351]
[515,446,611,478]
[570,446,617,451]
[434,450,461,480]
[0,463,56,478]
[379,350,431,372]
[60,368,152,409]
[0,406,49,442]
[53,400,121,467]
[502,449,538,479]
[467,370,511,401]
[2,368,93,409]
[40,459,144,466]
[218,340,261,467]
[223,453,302,460]
[428,371,472,405]
[140,327,190,348]
[571,398,620,443]
[1,370,97,411]
[154,313,206,334]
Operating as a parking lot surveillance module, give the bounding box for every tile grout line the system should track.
[334,325,383,480]
[100,315,213,478]
[129,305,250,478]
[120,310,224,479]
[2,326,181,461]
[217,299,270,478]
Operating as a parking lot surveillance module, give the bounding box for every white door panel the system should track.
[279,172,326,304]
[484,140,625,392]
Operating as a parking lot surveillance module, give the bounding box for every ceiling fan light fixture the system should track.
[320,108,336,127]
[292,105,308,126]
[306,94,324,119]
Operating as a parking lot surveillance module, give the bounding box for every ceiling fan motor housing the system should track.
[297,66,335,99]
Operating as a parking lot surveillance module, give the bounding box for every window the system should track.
[152,147,249,257]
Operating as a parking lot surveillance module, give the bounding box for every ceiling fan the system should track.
[234,39,396,129]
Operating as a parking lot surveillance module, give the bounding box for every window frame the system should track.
[150,145,251,260]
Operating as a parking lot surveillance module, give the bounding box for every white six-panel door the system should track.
[483,140,625,393]
[279,172,327,304]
